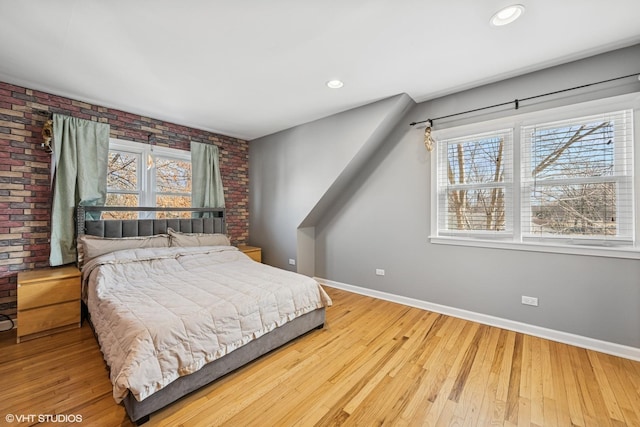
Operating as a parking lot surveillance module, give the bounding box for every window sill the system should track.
[429,235,640,259]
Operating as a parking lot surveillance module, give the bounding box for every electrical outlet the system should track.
[521,295,538,307]
[375,269,385,276]
[288,258,296,266]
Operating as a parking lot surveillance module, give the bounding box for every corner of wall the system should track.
[295,94,415,275]
[249,93,415,271]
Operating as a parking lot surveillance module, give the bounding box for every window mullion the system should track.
[142,147,154,217]
[513,121,522,243]
[526,175,624,186]
[445,182,509,191]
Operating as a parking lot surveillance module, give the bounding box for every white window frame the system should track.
[430,92,640,259]
[436,128,514,239]
[107,138,191,216]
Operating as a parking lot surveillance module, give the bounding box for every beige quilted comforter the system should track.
[82,245,332,403]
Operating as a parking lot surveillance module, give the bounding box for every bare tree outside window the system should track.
[155,157,192,219]
[442,131,510,233]
[105,146,192,219]
[524,119,620,238]
[106,151,139,219]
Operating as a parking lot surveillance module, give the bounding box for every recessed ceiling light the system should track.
[490,4,525,27]
[326,80,344,89]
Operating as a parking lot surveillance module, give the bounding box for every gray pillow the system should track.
[78,234,170,266]
[167,227,230,247]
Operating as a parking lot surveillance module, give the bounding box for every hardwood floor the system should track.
[1,286,639,426]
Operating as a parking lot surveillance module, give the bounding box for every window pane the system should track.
[522,109,633,242]
[156,195,191,218]
[103,194,139,219]
[529,120,615,180]
[106,193,139,206]
[438,129,513,235]
[104,194,139,220]
[156,158,192,193]
[446,187,506,231]
[447,136,506,184]
[528,183,617,236]
[108,151,138,191]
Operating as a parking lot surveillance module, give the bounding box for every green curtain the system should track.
[191,141,225,217]
[49,115,110,266]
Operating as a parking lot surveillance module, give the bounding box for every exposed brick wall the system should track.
[0,81,249,319]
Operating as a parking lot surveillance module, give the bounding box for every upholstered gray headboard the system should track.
[77,206,226,238]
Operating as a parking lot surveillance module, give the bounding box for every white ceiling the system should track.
[1,1,639,140]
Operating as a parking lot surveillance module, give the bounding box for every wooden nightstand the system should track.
[16,265,81,343]
[238,244,262,262]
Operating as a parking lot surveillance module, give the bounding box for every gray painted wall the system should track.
[251,44,640,348]
[249,93,414,269]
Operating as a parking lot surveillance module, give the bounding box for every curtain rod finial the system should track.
[424,125,435,152]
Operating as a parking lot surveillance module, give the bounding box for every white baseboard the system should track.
[316,277,640,362]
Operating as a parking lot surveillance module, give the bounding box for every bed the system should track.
[76,206,331,425]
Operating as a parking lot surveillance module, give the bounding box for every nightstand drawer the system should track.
[17,265,81,343]
[18,277,79,310]
[18,301,80,337]
[238,245,262,262]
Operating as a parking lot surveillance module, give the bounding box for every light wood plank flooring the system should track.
[1,287,639,426]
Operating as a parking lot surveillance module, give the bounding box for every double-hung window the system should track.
[521,110,633,244]
[431,94,638,258]
[106,138,192,219]
[437,129,514,237]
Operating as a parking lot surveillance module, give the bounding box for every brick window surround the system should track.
[0,81,249,320]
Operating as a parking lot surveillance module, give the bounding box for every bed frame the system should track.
[77,206,326,425]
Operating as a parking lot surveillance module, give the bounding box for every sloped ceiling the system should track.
[0,0,639,140]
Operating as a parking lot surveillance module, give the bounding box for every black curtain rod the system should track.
[409,72,640,127]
